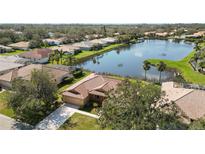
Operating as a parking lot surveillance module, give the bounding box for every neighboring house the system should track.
[101,37,117,44]
[43,38,65,46]
[51,45,81,54]
[48,64,78,73]
[0,55,31,64]
[0,61,23,75]
[62,73,121,106]
[8,41,30,50]
[161,82,205,121]
[90,39,107,47]
[0,64,73,89]
[0,45,14,53]
[19,48,52,64]
[73,41,96,50]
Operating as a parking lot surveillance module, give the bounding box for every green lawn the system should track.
[58,113,102,130]
[148,50,205,85]
[0,50,28,56]
[0,91,15,117]
[74,43,127,60]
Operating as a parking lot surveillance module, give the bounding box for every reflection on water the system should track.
[78,40,194,81]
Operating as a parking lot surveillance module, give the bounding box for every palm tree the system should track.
[157,61,166,82]
[58,49,64,64]
[49,54,54,64]
[143,60,151,80]
[54,54,60,64]
[199,61,205,72]
[64,54,76,66]
[194,43,201,52]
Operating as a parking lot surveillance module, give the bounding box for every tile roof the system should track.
[176,90,205,120]
[8,41,29,49]
[63,73,121,98]
[0,64,70,83]
[19,48,52,59]
[0,61,23,73]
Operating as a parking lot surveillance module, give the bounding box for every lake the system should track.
[78,40,194,81]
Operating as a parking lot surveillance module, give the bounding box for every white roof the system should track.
[0,55,30,64]
[0,61,23,73]
[0,45,12,50]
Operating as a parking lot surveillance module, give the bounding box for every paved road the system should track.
[35,103,99,130]
[0,114,32,130]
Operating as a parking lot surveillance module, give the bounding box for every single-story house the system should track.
[0,61,24,75]
[161,82,205,121]
[101,37,117,44]
[73,41,96,51]
[19,48,52,64]
[43,38,65,46]
[51,45,81,55]
[8,41,30,50]
[90,39,108,47]
[0,64,73,89]
[62,73,121,106]
[0,45,14,53]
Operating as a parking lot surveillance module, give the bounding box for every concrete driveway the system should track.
[35,103,99,130]
[35,104,79,130]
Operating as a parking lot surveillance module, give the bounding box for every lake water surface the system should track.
[78,40,194,81]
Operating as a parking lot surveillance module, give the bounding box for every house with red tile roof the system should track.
[62,73,121,106]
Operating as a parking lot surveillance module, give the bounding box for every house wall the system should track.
[29,57,49,64]
[62,95,89,107]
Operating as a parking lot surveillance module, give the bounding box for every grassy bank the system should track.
[74,43,127,62]
[148,51,205,85]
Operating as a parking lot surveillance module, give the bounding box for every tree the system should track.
[194,43,201,51]
[99,80,187,130]
[143,60,151,80]
[64,54,76,65]
[29,38,44,49]
[157,61,166,82]
[57,50,64,64]
[8,70,58,125]
[199,61,205,71]
[49,54,54,64]
[189,118,205,130]
[54,53,60,64]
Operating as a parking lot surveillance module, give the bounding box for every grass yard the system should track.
[0,91,15,117]
[0,50,28,56]
[59,113,101,130]
[148,50,205,85]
